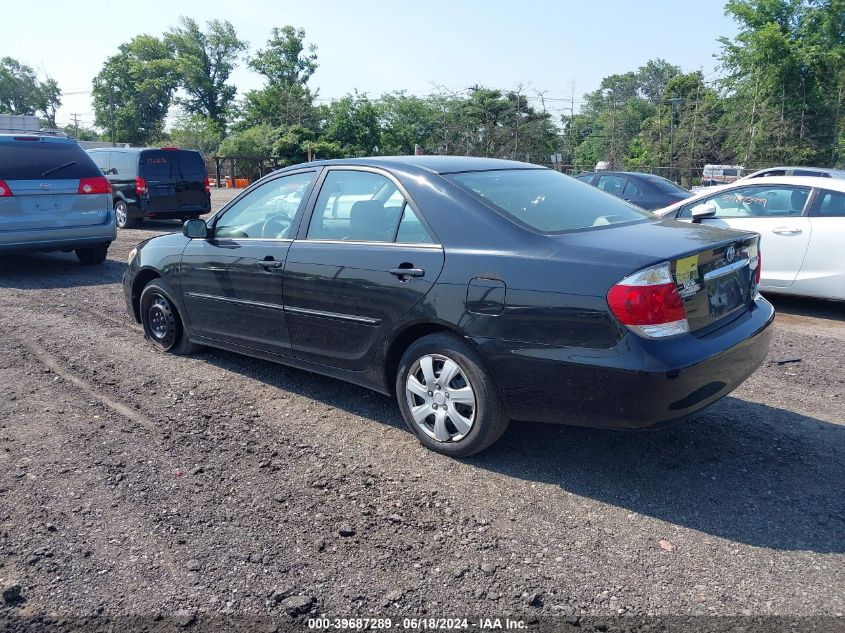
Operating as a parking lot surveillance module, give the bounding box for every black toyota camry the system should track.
[124,156,774,457]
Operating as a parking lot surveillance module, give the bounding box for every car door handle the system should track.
[389,266,425,278]
[772,227,802,235]
[257,260,283,271]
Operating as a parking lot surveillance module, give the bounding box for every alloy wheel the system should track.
[405,353,476,442]
[115,201,128,227]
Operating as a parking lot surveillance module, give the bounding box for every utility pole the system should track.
[109,86,116,147]
[70,113,80,139]
[667,97,684,182]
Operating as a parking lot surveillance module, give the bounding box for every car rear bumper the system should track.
[129,197,211,219]
[473,296,775,428]
[0,220,116,253]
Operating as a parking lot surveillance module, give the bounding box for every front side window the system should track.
[215,171,314,239]
[812,189,845,217]
[448,169,652,233]
[696,185,811,218]
[307,170,405,242]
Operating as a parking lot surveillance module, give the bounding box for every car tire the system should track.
[74,244,109,265]
[139,281,201,355]
[395,332,509,457]
[114,200,136,229]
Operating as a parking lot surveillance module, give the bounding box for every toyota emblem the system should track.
[726,245,736,262]
[40,183,52,191]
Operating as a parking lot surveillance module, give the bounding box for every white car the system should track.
[657,176,845,301]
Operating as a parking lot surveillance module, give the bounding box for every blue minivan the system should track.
[0,134,115,264]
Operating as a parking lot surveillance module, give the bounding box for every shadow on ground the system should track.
[0,252,126,289]
[201,346,844,554]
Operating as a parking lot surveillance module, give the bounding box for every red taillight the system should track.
[204,177,210,193]
[0,179,13,197]
[607,262,689,338]
[77,176,112,195]
[135,177,147,195]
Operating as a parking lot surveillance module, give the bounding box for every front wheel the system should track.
[139,281,201,355]
[396,333,509,457]
[75,244,109,265]
[114,200,137,229]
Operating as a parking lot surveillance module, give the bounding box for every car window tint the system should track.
[307,170,403,242]
[395,205,434,244]
[215,172,314,239]
[88,151,110,173]
[177,151,206,179]
[0,140,100,180]
[575,174,593,183]
[596,175,627,196]
[110,151,137,176]
[623,179,642,196]
[813,190,845,217]
[705,185,810,218]
[448,169,652,233]
[793,169,821,177]
[140,151,175,179]
[647,176,688,194]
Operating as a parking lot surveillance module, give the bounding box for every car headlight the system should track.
[127,247,137,265]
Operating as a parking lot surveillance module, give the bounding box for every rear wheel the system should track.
[139,281,201,355]
[75,244,109,265]
[114,200,136,229]
[396,333,509,457]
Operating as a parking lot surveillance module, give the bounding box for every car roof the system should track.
[88,147,200,154]
[743,166,845,179]
[295,155,543,175]
[575,171,672,179]
[657,175,845,214]
[0,134,79,145]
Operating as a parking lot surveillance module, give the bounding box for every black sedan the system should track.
[576,171,693,210]
[124,157,773,457]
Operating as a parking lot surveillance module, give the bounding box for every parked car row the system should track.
[4,136,842,456]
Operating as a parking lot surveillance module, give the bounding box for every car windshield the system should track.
[646,175,689,195]
[447,169,653,233]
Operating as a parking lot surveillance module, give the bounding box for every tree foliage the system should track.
[92,35,178,145]
[0,57,62,126]
[165,17,247,130]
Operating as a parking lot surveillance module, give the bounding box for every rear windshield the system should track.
[647,175,690,195]
[140,150,206,181]
[447,169,653,233]
[0,140,100,180]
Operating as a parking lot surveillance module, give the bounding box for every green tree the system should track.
[0,57,62,126]
[378,92,441,155]
[169,113,225,155]
[165,17,247,130]
[92,35,179,145]
[243,26,319,128]
[719,0,845,166]
[217,123,278,157]
[320,93,381,156]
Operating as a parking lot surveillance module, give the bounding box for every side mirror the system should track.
[691,202,717,222]
[183,218,209,239]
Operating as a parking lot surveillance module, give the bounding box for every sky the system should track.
[6,0,739,130]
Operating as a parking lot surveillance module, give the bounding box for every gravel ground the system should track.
[0,191,842,630]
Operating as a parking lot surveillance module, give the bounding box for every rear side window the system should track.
[110,151,138,176]
[177,151,206,179]
[448,169,652,233]
[0,140,100,180]
[647,176,688,195]
[811,190,845,217]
